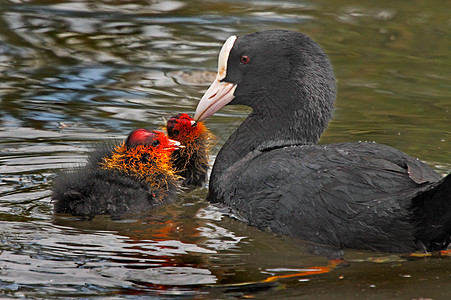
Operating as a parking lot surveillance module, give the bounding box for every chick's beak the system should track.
[164,139,184,151]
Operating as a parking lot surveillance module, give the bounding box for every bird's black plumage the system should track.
[52,130,180,219]
[195,30,451,253]
[166,113,212,187]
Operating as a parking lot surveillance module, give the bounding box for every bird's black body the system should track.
[196,30,451,253]
[170,147,209,187]
[166,113,212,187]
[52,131,180,219]
[213,141,450,252]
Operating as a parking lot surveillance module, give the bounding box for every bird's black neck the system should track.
[209,90,332,193]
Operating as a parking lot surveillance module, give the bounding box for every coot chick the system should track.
[52,129,182,218]
[166,113,213,187]
[194,29,451,253]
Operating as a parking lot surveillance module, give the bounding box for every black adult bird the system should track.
[52,129,181,218]
[194,29,451,253]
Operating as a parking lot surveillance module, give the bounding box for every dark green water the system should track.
[0,0,450,298]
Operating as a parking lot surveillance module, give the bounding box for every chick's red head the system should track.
[101,130,182,189]
[126,129,181,152]
[166,113,206,145]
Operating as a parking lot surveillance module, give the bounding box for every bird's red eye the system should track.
[240,55,250,64]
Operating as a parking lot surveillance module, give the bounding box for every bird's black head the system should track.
[194,30,336,143]
[224,30,295,107]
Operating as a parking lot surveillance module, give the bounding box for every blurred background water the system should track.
[0,0,450,298]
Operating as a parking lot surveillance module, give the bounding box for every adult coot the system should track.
[194,29,451,253]
[166,113,213,186]
[52,129,181,218]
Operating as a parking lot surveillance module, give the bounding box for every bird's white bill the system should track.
[194,35,237,121]
[194,80,237,121]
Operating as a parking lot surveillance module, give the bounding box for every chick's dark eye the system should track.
[240,55,250,64]
[172,129,180,137]
[152,139,160,147]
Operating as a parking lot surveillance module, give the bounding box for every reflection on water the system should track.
[0,0,450,298]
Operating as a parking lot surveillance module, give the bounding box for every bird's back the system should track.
[52,145,178,218]
[211,142,445,252]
